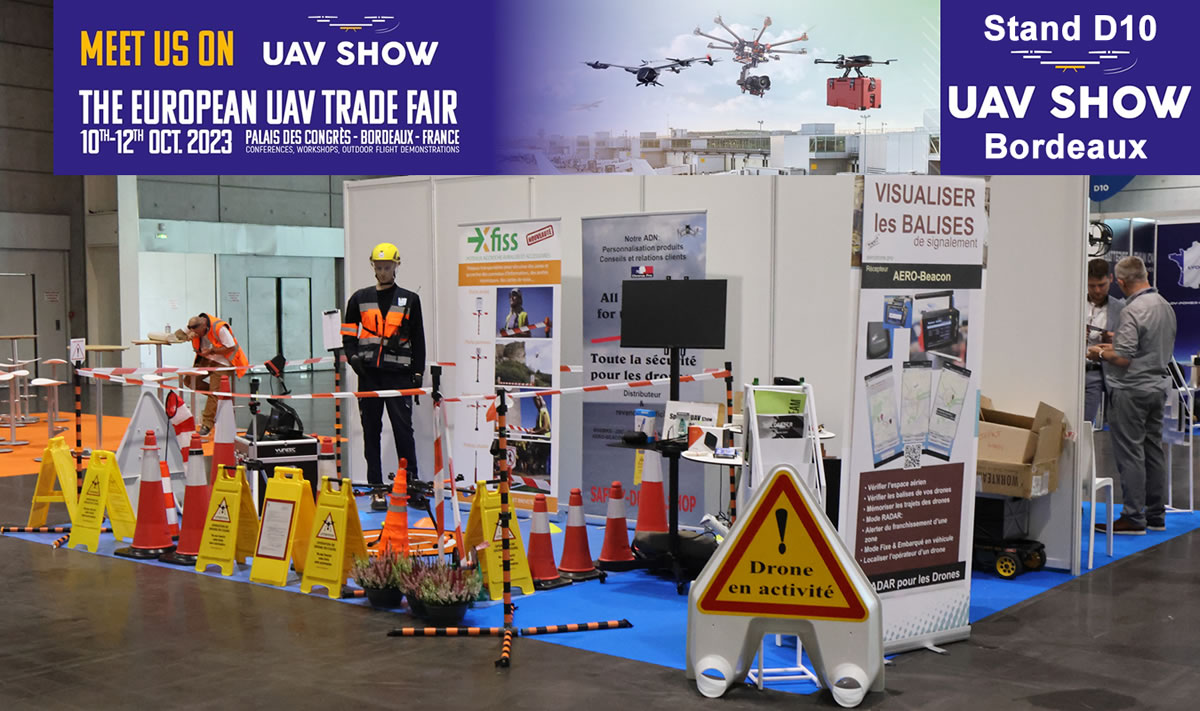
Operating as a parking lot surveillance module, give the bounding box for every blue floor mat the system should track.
[9,498,1200,696]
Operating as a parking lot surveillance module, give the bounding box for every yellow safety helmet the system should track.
[370,242,401,263]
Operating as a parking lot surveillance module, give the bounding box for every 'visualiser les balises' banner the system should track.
[54,0,500,174]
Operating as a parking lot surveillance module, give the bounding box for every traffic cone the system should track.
[634,451,669,536]
[115,430,177,559]
[557,488,604,581]
[596,481,638,571]
[161,433,210,565]
[378,458,410,556]
[210,376,236,483]
[160,460,179,538]
[316,436,334,499]
[165,391,196,463]
[529,494,570,590]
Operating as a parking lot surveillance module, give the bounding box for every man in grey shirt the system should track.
[1088,256,1177,534]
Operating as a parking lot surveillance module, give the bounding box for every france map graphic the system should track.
[1167,242,1200,289]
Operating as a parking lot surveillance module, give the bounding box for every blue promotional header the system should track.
[54,0,501,174]
[942,2,1197,174]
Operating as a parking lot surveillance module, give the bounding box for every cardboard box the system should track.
[976,400,1067,498]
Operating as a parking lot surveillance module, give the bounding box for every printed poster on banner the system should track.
[845,175,988,653]
[579,211,708,524]
[455,218,561,510]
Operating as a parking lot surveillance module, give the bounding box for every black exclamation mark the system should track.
[776,508,788,554]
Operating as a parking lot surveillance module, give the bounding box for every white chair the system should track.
[1082,424,1114,569]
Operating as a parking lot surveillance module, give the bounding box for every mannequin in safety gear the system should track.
[342,243,426,505]
[185,313,249,436]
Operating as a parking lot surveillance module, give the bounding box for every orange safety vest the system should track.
[192,314,249,377]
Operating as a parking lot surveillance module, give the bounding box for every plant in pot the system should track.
[414,562,484,627]
[398,556,431,619]
[351,546,409,609]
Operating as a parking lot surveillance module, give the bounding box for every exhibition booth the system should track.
[12,172,1168,703]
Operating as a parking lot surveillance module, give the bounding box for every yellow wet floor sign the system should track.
[250,466,315,587]
[464,485,534,600]
[27,437,79,527]
[300,477,367,599]
[67,450,137,552]
[697,467,867,621]
[195,465,259,576]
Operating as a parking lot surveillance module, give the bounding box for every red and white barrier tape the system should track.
[498,319,549,337]
[75,368,730,404]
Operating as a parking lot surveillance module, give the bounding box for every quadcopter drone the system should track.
[585,55,717,87]
[814,54,897,78]
[694,15,808,97]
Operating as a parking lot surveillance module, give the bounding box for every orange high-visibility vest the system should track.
[192,314,249,377]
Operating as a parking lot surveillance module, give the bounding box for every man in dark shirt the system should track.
[341,242,426,508]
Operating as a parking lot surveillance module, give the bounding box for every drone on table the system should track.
[814,54,897,78]
[584,55,718,87]
[694,15,808,97]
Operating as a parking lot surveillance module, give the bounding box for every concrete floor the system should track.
[3,474,1200,708]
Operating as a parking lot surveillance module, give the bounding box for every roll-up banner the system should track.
[844,175,988,653]
[580,212,707,524]
[456,218,562,510]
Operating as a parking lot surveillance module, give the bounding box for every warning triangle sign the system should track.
[211,498,231,523]
[316,514,337,541]
[698,469,867,622]
[492,517,515,542]
[86,477,101,496]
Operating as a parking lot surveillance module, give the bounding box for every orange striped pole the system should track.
[333,349,343,477]
[724,361,736,523]
[73,364,83,477]
[495,389,513,669]
[388,627,505,637]
[518,619,632,636]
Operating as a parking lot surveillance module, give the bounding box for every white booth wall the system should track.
[343,175,1087,570]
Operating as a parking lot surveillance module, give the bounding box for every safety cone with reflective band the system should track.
[378,458,410,555]
[634,451,668,536]
[318,437,335,480]
[596,481,638,571]
[165,391,196,463]
[114,430,177,559]
[529,494,570,590]
[159,460,179,538]
[558,488,604,581]
[161,434,211,565]
[210,376,236,481]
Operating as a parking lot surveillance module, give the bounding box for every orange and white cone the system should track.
[115,430,177,559]
[558,488,604,582]
[161,433,210,565]
[165,391,196,463]
[378,458,410,556]
[316,436,334,498]
[596,481,638,571]
[160,460,179,538]
[529,494,570,590]
[634,451,669,536]
[210,376,236,482]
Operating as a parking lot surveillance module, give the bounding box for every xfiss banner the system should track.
[579,212,707,524]
[54,0,499,174]
[455,218,562,511]
[942,2,1197,174]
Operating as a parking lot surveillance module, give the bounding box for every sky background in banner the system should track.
[497,0,939,140]
[942,1,1200,174]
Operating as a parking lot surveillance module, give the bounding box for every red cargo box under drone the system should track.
[826,76,883,111]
